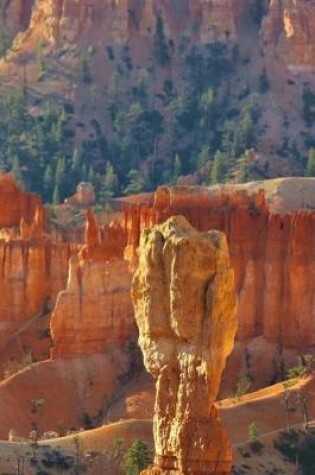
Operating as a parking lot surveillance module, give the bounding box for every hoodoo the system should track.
[132,216,237,474]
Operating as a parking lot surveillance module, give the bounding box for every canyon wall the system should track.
[133,216,237,474]
[21,0,241,45]
[125,181,315,350]
[263,0,315,68]
[0,174,70,347]
[0,0,34,38]
[0,174,135,359]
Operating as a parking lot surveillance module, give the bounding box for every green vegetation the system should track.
[275,429,315,474]
[154,15,170,66]
[1,31,312,204]
[124,440,152,475]
[248,421,263,453]
[0,30,10,60]
[306,148,315,176]
[303,87,315,127]
[36,40,46,80]
[285,355,314,380]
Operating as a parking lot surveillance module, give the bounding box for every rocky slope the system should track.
[132,216,237,474]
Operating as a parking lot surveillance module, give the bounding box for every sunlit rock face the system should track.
[0,174,69,347]
[126,181,315,350]
[132,216,237,474]
[50,210,135,358]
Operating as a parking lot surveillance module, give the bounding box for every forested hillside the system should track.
[0,0,315,202]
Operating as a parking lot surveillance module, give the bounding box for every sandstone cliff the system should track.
[50,211,135,358]
[263,0,315,68]
[132,216,237,474]
[125,179,315,350]
[0,174,70,347]
[0,173,41,228]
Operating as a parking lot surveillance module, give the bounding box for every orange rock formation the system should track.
[50,210,135,358]
[0,173,41,228]
[125,183,315,350]
[132,216,237,474]
[0,175,70,347]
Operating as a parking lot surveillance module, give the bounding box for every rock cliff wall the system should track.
[0,173,41,228]
[125,182,315,350]
[263,0,315,68]
[0,175,70,347]
[132,216,237,474]
[0,0,34,38]
[19,0,241,45]
[50,211,135,358]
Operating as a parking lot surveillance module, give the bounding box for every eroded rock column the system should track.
[132,216,237,474]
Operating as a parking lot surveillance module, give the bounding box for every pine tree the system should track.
[36,40,46,80]
[240,111,254,149]
[0,30,9,60]
[198,145,210,169]
[236,155,248,183]
[210,150,226,185]
[154,15,170,66]
[173,154,182,181]
[43,164,54,202]
[52,183,60,204]
[55,156,66,199]
[200,88,215,130]
[306,148,315,177]
[104,162,119,196]
[124,440,152,475]
[124,169,146,195]
[11,155,24,187]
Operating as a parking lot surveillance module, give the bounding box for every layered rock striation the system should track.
[132,216,237,474]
